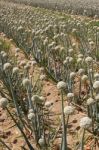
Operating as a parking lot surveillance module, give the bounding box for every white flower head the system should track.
[66,57,73,63]
[94,15,98,19]
[78,69,85,76]
[81,75,88,82]
[0,51,5,55]
[32,95,40,102]
[87,98,94,105]
[95,94,99,100]
[39,67,45,73]
[32,95,43,104]
[77,58,83,63]
[40,74,46,80]
[45,101,53,108]
[89,41,94,46]
[78,54,83,58]
[29,109,34,113]
[93,81,99,89]
[72,28,77,33]
[63,60,67,65]
[28,112,35,120]
[3,63,12,71]
[22,78,30,88]
[67,93,74,99]
[38,137,45,147]
[12,67,19,74]
[15,48,20,53]
[94,73,99,80]
[0,98,8,108]
[72,43,76,47]
[64,106,75,115]
[68,48,73,54]
[57,81,66,90]
[69,57,73,63]
[85,56,93,64]
[80,117,92,129]
[89,69,93,73]
[70,72,76,79]
[2,52,7,58]
[39,96,45,101]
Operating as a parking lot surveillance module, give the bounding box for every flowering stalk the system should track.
[81,129,85,150]
[26,86,33,110]
[7,74,21,116]
[7,73,26,130]
[61,90,67,150]
[6,107,35,150]
[80,117,92,150]
[88,69,94,98]
[79,76,82,99]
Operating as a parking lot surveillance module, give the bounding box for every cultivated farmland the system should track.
[0,0,99,150]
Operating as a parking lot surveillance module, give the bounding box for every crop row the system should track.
[3,0,99,17]
[0,1,99,149]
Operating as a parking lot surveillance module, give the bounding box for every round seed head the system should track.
[78,69,85,76]
[93,81,99,89]
[69,57,73,63]
[32,95,43,104]
[72,28,77,33]
[64,106,75,115]
[72,43,76,48]
[94,73,99,80]
[81,75,88,82]
[63,60,67,65]
[40,74,46,80]
[57,81,66,90]
[77,58,83,63]
[12,67,19,74]
[67,93,74,99]
[78,54,83,58]
[39,96,45,101]
[45,101,53,107]
[87,98,94,105]
[89,69,93,73]
[0,98,8,108]
[70,72,76,79]
[29,109,34,113]
[22,78,30,88]
[28,112,35,120]
[89,41,94,46]
[0,51,5,55]
[95,94,99,100]
[68,48,73,54]
[80,117,92,129]
[3,63,12,71]
[85,56,93,64]
[38,137,45,147]
[15,48,20,53]
[94,15,98,19]
[39,67,45,74]
[2,52,7,58]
